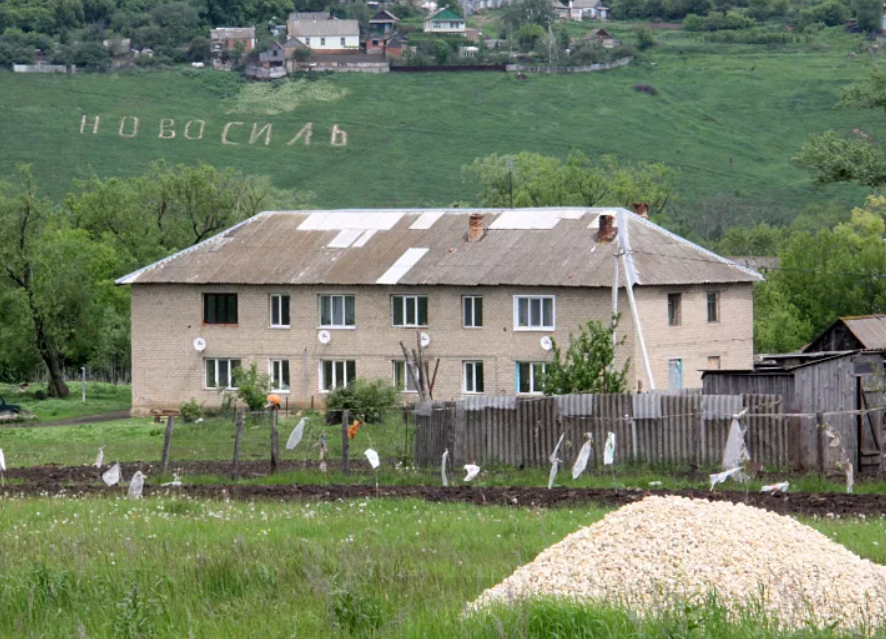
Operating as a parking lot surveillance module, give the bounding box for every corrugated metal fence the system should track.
[414,392,787,469]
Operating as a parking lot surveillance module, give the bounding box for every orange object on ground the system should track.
[347,420,361,439]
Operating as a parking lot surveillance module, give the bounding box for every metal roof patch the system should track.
[376,248,429,284]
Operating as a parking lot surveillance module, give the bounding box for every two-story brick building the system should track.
[118,208,760,415]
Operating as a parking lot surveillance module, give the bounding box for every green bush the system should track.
[325,378,400,424]
[541,317,630,395]
[683,13,705,29]
[635,26,656,50]
[179,398,203,423]
[231,362,271,412]
[799,1,850,27]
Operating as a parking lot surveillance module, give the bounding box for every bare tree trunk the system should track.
[28,290,69,398]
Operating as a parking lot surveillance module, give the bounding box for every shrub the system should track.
[230,362,271,412]
[635,26,656,50]
[703,10,756,29]
[541,317,630,395]
[33,389,47,401]
[683,13,705,29]
[799,1,850,27]
[325,378,400,424]
[179,398,203,423]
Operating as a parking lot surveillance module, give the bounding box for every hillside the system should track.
[0,26,880,221]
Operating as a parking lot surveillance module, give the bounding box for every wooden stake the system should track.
[232,409,244,480]
[342,409,350,477]
[270,408,280,474]
[161,415,175,474]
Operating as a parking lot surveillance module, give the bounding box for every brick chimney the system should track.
[468,213,485,242]
[632,202,649,219]
[597,214,616,242]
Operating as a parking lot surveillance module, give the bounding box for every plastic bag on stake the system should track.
[548,434,565,489]
[760,481,789,494]
[0,448,6,472]
[709,467,741,491]
[464,464,480,482]
[94,446,104,468]
[286,418,306,450]
[722,414,750,478]
[441,449,449,487]
[162,472,182,487]
[365,448,380,469]
[603,432,616,466]
[102,462,121,487]
[128,471,145,499]
[572,434,592,480]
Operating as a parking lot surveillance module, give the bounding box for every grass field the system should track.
[0,25,880,223]
[0,495,883,638]
[0,382,131,422]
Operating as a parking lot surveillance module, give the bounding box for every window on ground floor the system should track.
[463,361,484,394]
[321,360,356,392]
[516,361,546,394]
[270,359,290,391]
[205,358,241,389]
[668,358,683,389]
[392,361,418,393]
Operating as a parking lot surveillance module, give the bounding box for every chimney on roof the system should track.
[597,214,616,242]
[468,213,485,242]
[632,202,649,219]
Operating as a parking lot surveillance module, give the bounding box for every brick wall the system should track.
[129,282,752,415]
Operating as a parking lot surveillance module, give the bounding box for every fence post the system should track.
[402,404,409,463]
[342,409,350,477]
[270,409,280,474]
[161,415,174,474]
[817,411,825,475]
[452,402,466,467]
[630,416,638,462]
[232,409,244,480]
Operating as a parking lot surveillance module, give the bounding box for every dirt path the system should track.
[4,461,886,517]
[4,410,132,428]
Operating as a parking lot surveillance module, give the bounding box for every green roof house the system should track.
[424,7,466,33]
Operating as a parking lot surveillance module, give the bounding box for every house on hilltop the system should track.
[370,9,400,35]
[118,208,759,415]
[568,0,609,20]
[286,12,360,52]
[210,27,256,53]
[424,7,466,33]
[582,28,619,47]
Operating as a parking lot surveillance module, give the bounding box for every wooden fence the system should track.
[414,392,788,469]
[505,56,632,74]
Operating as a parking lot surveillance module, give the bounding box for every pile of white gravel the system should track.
[470,496,886,631]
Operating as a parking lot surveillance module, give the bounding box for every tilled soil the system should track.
[3,460,886,516]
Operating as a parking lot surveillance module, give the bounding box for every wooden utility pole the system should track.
[161,415,175,474]
[342,409,350,477]
[232,409,244,480]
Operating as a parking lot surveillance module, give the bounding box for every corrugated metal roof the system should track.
[843,316,886,349]
[210,27,255,39]
[289,19,359,36]
[116,208,762,287]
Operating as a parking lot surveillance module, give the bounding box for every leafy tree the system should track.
[187,35,211,62]
[463,151,677,215]
[231,362,271,411]
[516,23,545,50]
[433,39,450,64]
[503,0,557,30]
[541,318,630,395]
[798,1,850,27]
[635,26,656,50]
[853,0,882,34]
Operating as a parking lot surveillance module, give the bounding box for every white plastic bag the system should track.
[441,449,449,487]
[102,462,121,487]
[603,432,616,466]
[128,471,145,499]
[709,467,741,491]
[548,434,565,489]
[847,462,854,494]
[286,418,306,450]
[0,448,6,472]
[760,481,789,494]
[364,448,380,469]
[572,435,592,480]
[723,416,750,470]
[464,464,480,482]
[162,472,182,487]
[93,446,104,469]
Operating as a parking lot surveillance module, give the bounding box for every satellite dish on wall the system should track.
[318,330,331,345]
[193,337,207,352]
[540,336,553,351]
[420,332,431,348]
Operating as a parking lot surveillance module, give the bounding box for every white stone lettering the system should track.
[286,123,313,146]
[80,114,100,134]
[221,121,244,145]
[184,119,205,140]
[159,118,176,139]
[330,124,348,147]
[118,116,140,138]
[249,122,272,146]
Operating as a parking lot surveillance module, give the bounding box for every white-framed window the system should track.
[340,37,346,46]
[463,361,484,394]
[320,360,356,392]
[270,359,290,392]
[270,294,290,328]
[320,37,326,46]
[516,361,546,394]
[205,358,241,389]
[514,295,555,331]
[392,361,418,393]
[319,294,356,328]
[463,295,483,328]
[392,295,428,327]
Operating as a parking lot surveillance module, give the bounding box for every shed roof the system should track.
[117,208,762,287]
[370,10,400,22]
[289,18,359,37]
[426,7,465,20]
[210,27,255,39]
[836,316,886,349]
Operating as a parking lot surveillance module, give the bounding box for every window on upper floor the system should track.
[463,361,485,394]
[514,295,555,331]
[270,294,290,328]
[205,358,241,389]
[321,360,356,392]
[270,359,290,391]
[204,293,238,325]
[392,361,418,393]
[667,293,682,327]
[319,294,356,328]
[341,37,346,46]
[463,296,483,328]
[707,291,720,323]
[320,37,326,45]
[517,362,546,394]
[392,295,428,327]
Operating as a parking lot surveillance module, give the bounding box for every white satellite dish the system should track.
[540,336,553,351]
[420,332,431,348]
[193,337,206,352]
[318,330,331,345]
